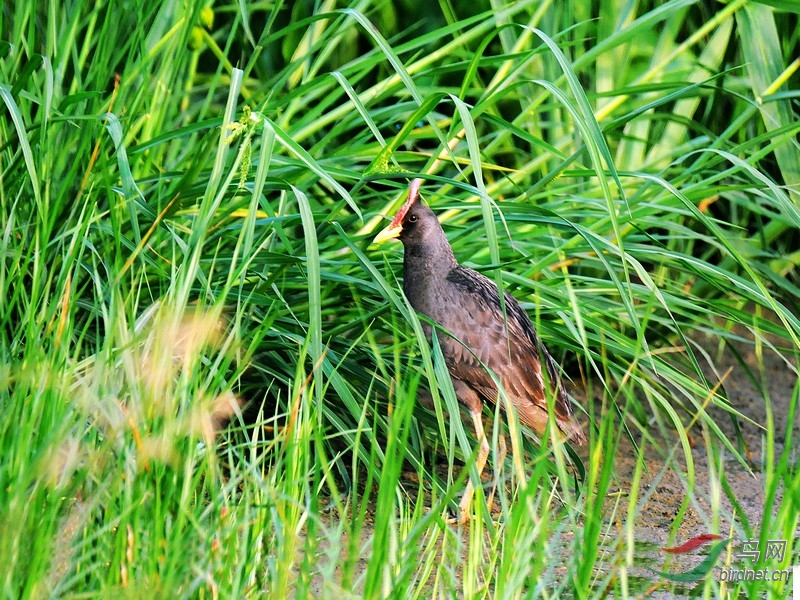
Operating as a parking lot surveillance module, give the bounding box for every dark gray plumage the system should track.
[375,179,584,521]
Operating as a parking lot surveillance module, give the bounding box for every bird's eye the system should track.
[408,214,418,223]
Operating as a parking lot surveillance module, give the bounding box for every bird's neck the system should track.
[402,237,458,307]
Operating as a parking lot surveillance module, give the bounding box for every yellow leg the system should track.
[458,405,491,523]
[486,433,507,512]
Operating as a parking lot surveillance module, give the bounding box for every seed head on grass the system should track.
[62,303,242,476]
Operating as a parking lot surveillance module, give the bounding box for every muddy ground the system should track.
[584,324,800,597]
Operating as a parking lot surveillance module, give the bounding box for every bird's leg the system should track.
[452,380,490,523]
[458,404,491,523]
[419,379,493,523]
[486,431,507,512]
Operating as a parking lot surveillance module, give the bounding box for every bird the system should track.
[374,178,585,523]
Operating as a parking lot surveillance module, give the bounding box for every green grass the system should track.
[2,0,799,597]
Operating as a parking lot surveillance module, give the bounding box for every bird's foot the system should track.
[454,481,476,524]
[447,497,502,526]
[444,507,472,525]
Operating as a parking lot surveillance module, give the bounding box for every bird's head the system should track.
[373,178,442,247]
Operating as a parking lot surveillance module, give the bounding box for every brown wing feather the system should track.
[435,266,583,442]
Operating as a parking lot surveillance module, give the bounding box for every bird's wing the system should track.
[438,267,580,439]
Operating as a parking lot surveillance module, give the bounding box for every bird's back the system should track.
[424,265,583,443]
